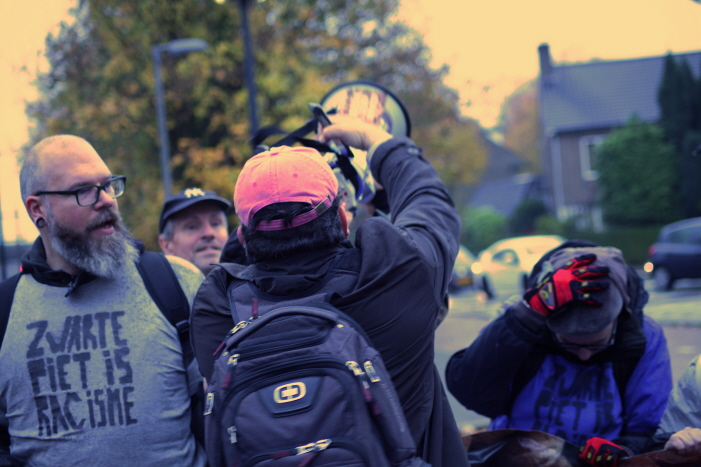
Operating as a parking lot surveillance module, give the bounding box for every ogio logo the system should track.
[274,382,306,403]
[184,188,206,198]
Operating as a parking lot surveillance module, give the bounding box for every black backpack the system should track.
[202,258,429,467]
[0,251,203,461]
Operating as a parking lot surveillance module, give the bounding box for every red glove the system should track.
[525,253,610,316]
[579,437,630,467]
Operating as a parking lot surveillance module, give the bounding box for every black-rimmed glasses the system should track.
[555,320,617,353]
[35,176,126,207]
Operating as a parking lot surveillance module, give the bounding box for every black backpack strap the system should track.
[0,273,22,464]
[0,273,22,350]
[136,252,192,365]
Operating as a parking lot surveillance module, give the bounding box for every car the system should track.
[645,216,701,291]
[449,245,476,293]
[472,235,566,299]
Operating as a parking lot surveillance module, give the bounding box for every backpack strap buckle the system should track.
[296,439,331,455]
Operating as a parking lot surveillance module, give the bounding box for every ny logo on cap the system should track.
[273,382,306,403]
[184,188,205,198]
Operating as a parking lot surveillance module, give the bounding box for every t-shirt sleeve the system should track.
[166,255,205,307]
[166,255,206,394]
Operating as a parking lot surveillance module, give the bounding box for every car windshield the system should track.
[524,244,557,255]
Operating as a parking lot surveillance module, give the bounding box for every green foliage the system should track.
[26,0,487,250]
[657,53,701,218]
[596,116,679,226]
[498,79,539,172]
[532,217,662,266]
[509,199,547,236]
[416,117,488,189]
[533,215,566,237]
[461,206,507,253]
[571,226,661,267]
[658,54,698,151]
[680,131,701,215]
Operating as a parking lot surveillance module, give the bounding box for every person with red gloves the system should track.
[446,241,672,465]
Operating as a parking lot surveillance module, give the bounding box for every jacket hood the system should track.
[222,242,352,297]
[527,239,648,366]
[21,236,145,296]
[528,239,647,319]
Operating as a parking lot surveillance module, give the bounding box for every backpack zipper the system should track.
[240,438,371,467]
[227,329,331,365]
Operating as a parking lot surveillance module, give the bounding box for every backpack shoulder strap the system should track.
[135,252,206,444]
[0,273,23,350]
[136,252,192,365]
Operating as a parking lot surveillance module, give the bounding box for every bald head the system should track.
[20,135,103,203]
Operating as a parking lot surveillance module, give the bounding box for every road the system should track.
[436,277,701,432]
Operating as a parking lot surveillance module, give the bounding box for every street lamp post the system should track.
[152,38,209,198]
[238,0,259,138]
[216,0,260,139]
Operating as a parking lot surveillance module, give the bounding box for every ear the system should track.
[158,235,174,255]
[25,196,46,227]
[236,225,245,245]
[338,204,350,237]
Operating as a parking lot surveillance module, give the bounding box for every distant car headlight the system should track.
[471,262,483,275]
[643,262,654,274]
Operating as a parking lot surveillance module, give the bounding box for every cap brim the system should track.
[159,196,232,233]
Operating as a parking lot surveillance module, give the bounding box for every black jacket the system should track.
[190,138,469,467]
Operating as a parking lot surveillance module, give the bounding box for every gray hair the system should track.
[19,146,48,203]
[160,219,175,241]
[20,135,93,202]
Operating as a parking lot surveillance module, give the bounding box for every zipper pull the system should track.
[230,320,248,336]
[227,426,237,444]
[204,392,214,416]
[364,361,381,382]
[345,361,364,376]
[228,353,240,366]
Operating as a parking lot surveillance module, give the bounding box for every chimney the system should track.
[538,43,552,76]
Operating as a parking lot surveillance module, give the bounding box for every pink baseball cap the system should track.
[234,146,338,231]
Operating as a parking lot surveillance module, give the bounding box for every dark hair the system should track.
[242,197,345,261]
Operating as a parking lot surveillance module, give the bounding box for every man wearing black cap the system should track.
[446,244,673,466]
[158,188,232,275]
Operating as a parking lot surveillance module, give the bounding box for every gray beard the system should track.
[45,206,138,278]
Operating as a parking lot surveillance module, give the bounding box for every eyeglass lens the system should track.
[77,178,125,206]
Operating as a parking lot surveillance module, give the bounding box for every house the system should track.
[468,135,542,218]
[538,43,701,231]
[452,129,542,219]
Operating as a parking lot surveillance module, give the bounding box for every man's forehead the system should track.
[39,137,109,184]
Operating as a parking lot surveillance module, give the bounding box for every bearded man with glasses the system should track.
[0,135,207,467]
[446,243,672,466]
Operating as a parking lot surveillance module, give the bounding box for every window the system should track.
[669,227,693,244]
[579,135,605,181]
[493,249,518,266]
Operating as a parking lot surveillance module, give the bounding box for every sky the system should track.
[1,0,701,244]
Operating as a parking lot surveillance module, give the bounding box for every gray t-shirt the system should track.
[0,255,207,467]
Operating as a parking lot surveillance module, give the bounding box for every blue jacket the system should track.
[446,259,672,452]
